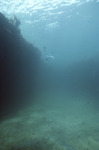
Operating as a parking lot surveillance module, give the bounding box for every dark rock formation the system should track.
[0,13,41,113]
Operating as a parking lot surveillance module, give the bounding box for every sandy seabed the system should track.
[0,92,99,150]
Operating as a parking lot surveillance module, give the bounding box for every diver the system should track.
[43,46,55,62]
[44,55,55,61]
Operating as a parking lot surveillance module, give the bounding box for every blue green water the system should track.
[0,0,99,150]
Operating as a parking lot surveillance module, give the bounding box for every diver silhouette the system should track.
[44,55,55,61]
[43,46,55,62]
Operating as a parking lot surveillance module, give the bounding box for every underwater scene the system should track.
[0,0,99,150]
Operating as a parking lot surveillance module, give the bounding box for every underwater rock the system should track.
[0,13,41,113]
